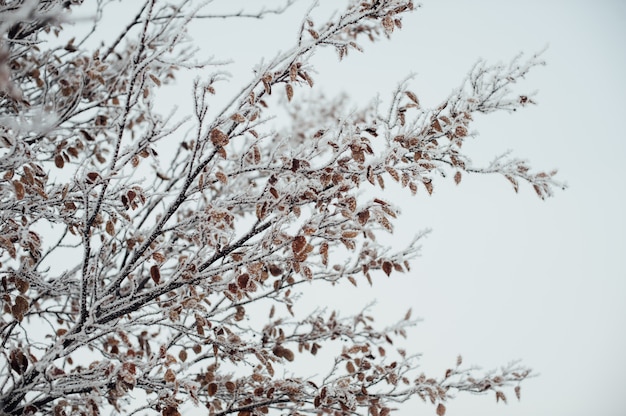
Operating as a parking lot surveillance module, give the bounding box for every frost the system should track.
[0,1,556,415]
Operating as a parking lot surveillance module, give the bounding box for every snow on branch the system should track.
[0,1,558,415]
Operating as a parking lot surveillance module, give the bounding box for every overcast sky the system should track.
[197,1,626,415]
[74,1,626,414]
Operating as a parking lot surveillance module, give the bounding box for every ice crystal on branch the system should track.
[0,1,560,415]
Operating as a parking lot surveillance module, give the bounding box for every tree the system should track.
[0,1,563,415]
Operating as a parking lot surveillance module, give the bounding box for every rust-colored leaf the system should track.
[12,180,24,200]
[9,350,28,374]
[272,345,294,362]
[207,382,218,396]
[454,171,462,185]
[432,119,443,133]
[505,175,519,193]
[314,396,321,408]
[150,265,160,284]
[404,308,412,320]
[15,278,29,293]
[346,361,356,374]
[292,236,306,254]
[382,261,392,277]
[382,15,394,32]
[405,91,419,105]
[13,295,29,315]
[285,84,294,102]
[164,368,176,383]
[86,172,100,184]
[424,181,434,195]
[436,403,446,416]
[105,220,115,236]
[162,406,181,416]
[210,128,229,147]
[357,210,370,225]
[54,154,64,169]
[495,391,507,403]
[149,73,161,86]
[237,273,250,289]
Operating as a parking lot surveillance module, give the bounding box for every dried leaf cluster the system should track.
[0,1,561,415]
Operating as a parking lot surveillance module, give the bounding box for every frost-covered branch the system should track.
[0,1,560,415]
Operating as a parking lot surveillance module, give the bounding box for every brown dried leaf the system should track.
[405,91,419,105]
[215,171,228,184]
[237,273,250,289]
[424,181,434,195]
[150,265,160,284]
[9,350,28,374]
[385,167,398,182]
[54,154,65,169]
[432,119,443,133]
[436,403,446,416]
[404,308,412,321]
[346,361,356,374]
[105,220,115,236]
[382,15,394,32]
[210,128,229,147]
[357,210,370,225]
[505,175,519,193]
[382,261,392,277]
[86,172,100,184]
[162,406,181,416]
[289,63,298,82]
[320,242,329,266]
[164,368,176,383]
[292,236,306,254]
[231,113,245,123]
[149,73,161,86]
[15,278,29,293]
[454,171,462,185]
[12,181,24,200]
[207,383,218,396]
[495,391,507,403]
[285,84,294,102]
[12,295,29,321]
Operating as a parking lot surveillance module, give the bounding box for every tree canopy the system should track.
[0,1,562,415]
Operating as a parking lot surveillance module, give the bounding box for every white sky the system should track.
[70,1,626,414]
